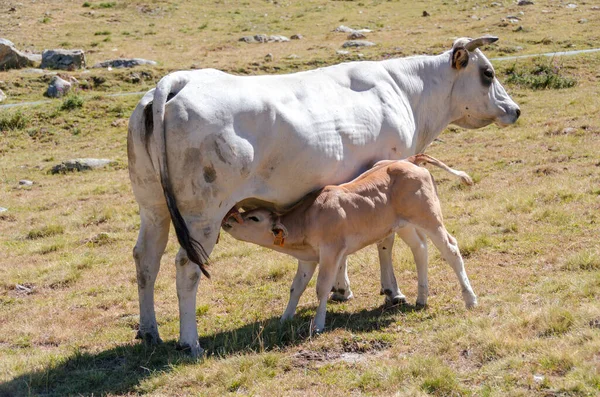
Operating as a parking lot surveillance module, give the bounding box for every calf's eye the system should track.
[484,69,494,79]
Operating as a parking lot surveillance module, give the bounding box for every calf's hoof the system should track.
[330,288,354,302]
[135,329,163,346]
[176,341,205,359]
[415,300,428,310]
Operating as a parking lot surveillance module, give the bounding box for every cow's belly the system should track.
[165,69,416,210]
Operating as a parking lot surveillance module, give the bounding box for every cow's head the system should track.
[222,208,288,247]
[450,36,520,128]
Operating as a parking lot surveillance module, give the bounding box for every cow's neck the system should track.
[383,52,457,153]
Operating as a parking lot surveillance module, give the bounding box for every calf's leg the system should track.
[314,247,344,333]
[330,256,354,301]
[134,207,170,345]
[377,234,406,305]
[396,227,429,307]
[426,228,477,308]
[282,260,317,321]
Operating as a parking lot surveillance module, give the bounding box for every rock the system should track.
[290,34,303,40]
[562,127,577,135]
[422,10,430,16]
[92,58,157,69]
[348,32,366,40]
[334,25,372,34]
[264,53,273,62]
[578,18,587,23]
[45,76,71,98]
[337,50,350,55]
[517,0,534,5]
[0,89,5,102]
[592,6,600,11]
[239,34,289,43]
[50,158,116,174]
[268,35,289,42]
[342,40,375,48]
[533,374,545,384]
[566,3,577,8]
[40,49,85,70]
[0,38,39,70]
[286,54,299,59]
[19,180,33,186]
[0,207,7,213]
[490,2,503,6]
[514,25,524,32]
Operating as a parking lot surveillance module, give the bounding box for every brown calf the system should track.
[223,155,477,332]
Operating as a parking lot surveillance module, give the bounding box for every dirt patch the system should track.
[292,338,391,367]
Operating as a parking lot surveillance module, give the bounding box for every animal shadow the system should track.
[0,302,419,396]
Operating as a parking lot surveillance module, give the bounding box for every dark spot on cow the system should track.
[213,141,227,164]
[143,101,154,154]
[337,288,345,295]
[203,226,212,238]
[137,273,147,290]
[188,271,200,290]
[303,273,307,278]
[391,147,397,153]
[331,286,336,293]
[383,289,393,296]
[204,165,217,183]
[176,254,189,267]
[382,246,387,250]
[290,288,294,293]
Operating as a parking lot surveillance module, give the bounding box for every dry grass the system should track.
[1,1,600,396]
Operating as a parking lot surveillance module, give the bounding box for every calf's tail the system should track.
[406,154,473,186]
[151,72,210,278]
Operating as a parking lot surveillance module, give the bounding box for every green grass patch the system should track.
[564,249,600,271]
[26,225,65,240]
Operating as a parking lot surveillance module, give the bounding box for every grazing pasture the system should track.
[1,0,599,395]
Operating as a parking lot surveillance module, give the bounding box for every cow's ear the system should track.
[452,46,469,70]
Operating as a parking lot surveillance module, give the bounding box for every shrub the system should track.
[0,111,30,131]
[504,60,576,90]
[61,95,84,111]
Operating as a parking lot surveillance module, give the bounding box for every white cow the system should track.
[128,36,520,356]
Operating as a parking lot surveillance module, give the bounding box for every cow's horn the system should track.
[464,36,498,51]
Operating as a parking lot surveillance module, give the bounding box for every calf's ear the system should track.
[452,46,469,70]
[271,222,288,238]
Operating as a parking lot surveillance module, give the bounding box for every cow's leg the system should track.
[426,228,477,308]
[174,218,220,358]
[281,260,317,321]
[134,207,170,345]
[330,256,354,301]
[314,247,344,333]
[396,227,429,307]
[377,233,406,305]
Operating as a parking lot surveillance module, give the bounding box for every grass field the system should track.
[1,0,600,395]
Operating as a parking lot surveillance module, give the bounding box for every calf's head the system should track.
[450,36,521,128]
[222,208,288,246]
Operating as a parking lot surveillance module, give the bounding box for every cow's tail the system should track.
[152,72,211,278]
[406,154,473,186]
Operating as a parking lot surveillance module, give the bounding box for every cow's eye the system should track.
[248,216,260,222]
[484,69,494,79]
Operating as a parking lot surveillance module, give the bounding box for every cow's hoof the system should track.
[135,330,163,346]
[280,313,294,323]
[330,289,354,302]
[176,341,205,359]
[415,301,428,310]
[385,295,407,306]
[465,298,478,309]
